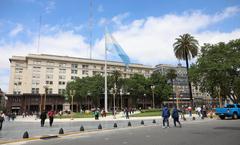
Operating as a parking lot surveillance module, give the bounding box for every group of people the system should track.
[162,105,182,128]
[40,109,55,127]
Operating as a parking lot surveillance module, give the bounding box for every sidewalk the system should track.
[14,112,201,122]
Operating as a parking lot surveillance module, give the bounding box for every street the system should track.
[6,119,240,145]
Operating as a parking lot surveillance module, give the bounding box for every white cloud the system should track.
[93,6,240,66]
[112,12,130,26]
[9,24,24,37]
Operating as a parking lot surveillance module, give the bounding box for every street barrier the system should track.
[59,128,64,134]
[98,124,102,129]
[23,131,29,139]
[141,120,144,125]
[128,121,132,127]
[113,123,117,128]
[192,117,196,120]
[152,119,156,123]
[80,125,84,131]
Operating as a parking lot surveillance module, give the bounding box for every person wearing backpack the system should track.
[162,104,170,128]
[172,105,182,128]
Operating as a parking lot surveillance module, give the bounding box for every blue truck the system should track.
[215,104,240,120]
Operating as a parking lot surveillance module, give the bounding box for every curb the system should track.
[39,135,58,140]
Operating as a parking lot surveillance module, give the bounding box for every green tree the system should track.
[173,33,199,106]
[189,39,240,104]
[149,72,172,105]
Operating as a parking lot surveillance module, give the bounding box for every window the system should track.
[71,64,78,69]
[71,76,77,80]
[59,63,66,68]
[82,64,88,69]
[32,74,40,79]
[46,68,54,73]
[15,67,23,73]
[47,88,53,94]
[32,80,40,85]
[46,81,53,85]
[46,74,53,79]
[59,75,66,80]
[59,69,66,74]
[82,70,88,75]
[33,66,41,73]
[71,69,78,74]
[31,88,39,94]
[58,89,65,95]
[58,81,66,85]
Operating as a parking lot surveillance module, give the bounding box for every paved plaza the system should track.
[0,113,204,144]
[3,118,240,145]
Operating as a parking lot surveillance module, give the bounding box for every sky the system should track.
[0,0,240,92]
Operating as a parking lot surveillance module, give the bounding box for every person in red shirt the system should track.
[47,110,55,127]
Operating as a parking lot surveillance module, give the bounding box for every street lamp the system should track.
[87,91,91,110]
[110,83,117,119]
[120,88,123,110]
[70,89,76,120]
[151,85,155,109]
[143,93,146,109]
[43,85,48,111]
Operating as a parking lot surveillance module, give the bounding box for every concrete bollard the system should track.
[59,128,64,134]
[152,119,156,123]
[113,123,117,128]
[192,117,196,120]
[128,121,132,127]
[80,125,84,131]
[98,124,102,129]
[141,120,144,125]
[23,131,29,139]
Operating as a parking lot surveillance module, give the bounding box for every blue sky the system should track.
[0,0,240,91]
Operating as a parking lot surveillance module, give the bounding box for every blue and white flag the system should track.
[105,29,130,67]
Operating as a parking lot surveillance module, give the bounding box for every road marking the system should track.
[122,141,128,144]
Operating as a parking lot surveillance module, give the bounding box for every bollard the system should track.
[128,121,132,127]
[152,119,156,124]
[113,123,117,128]
[59,128,64,134]
[141,120,144,125]
[23,131,29,139]
[80,125,84,131]
[98,124,102,129]
[192,117,196,120]
[201,116,204,120]
[183,117,186,121]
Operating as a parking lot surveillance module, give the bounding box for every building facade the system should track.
[154,63,207,107]
[7,54,153,113]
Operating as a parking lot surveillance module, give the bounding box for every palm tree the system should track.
[173,33,199,107]
[167,69,177,105]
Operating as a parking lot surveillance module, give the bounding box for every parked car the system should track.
[215,104,240,120]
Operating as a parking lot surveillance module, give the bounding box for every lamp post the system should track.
[70,89,76,120]
[120,88,123,110]
[143,93,146,109]
[87,91,91,110]
[110,84,117,119]
[151,85,155,109]
[43,85,48,111]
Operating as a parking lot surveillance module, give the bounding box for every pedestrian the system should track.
[40,110,47,127]
[125,108,129,119]
[188,106,192,117]
[47,109,55,127]
[162,105,170,128]
[172,106,182,128]
[0,112,5,130]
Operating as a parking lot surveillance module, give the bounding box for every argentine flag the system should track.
[105,29,130,67]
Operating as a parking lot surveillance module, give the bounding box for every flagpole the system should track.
[104,31,108,112]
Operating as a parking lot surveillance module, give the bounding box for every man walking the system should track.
[172,106,182,128]
[40,110,47,127]
[48,109,55,127]
[162,105,170,128]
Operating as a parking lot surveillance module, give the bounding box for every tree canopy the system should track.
[189,39,240,103]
